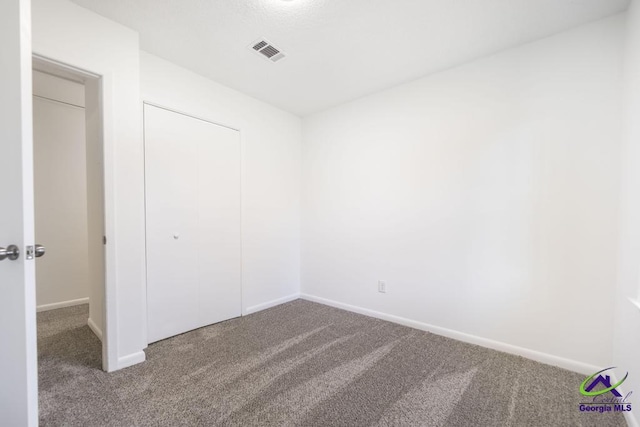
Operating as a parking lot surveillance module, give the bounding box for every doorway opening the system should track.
[32,56,107,372]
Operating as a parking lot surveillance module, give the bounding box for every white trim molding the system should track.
[625,410,639,427]
[87,317,103,341]
[628,298,640,313]
[243,293,300,316]
[300,293,601,376]
[117,351,146,370]
[36,297,89,312]
[610,372,639,427]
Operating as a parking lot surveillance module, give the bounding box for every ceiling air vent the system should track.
[249,39,286,63]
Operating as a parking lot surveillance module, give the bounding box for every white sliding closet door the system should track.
[144,104,241,344]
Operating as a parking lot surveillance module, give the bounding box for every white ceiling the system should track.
[70,0,630,116]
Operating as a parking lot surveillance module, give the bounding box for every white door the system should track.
[0,0,38,425]
[144,104,241,343]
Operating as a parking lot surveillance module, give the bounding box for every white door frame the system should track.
[32,53,118,372]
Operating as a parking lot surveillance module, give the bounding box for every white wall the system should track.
[32,0,146,371]
[614,1,640,424]
[302,15,624,370]
[141,52,301,315]
[33,71,90,309]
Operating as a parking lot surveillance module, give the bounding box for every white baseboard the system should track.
[87,317,103,341]
[244,293,300,316]
[625,411,639,427]
[117,351,146,370]
[610,372,639,427]
[300,293,600,376]
[37,297,89,312]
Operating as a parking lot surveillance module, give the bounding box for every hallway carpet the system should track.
[38,300,626,426]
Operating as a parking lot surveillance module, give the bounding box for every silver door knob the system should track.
[35,244,46,258]
[0,245,20,261]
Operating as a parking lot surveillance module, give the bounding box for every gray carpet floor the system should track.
[38,300,626,426]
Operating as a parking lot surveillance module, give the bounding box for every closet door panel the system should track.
[145,105,200,343]
[145,104,241,344]
[197,126,241,326]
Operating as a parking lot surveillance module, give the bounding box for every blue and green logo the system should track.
[580,367,628,397]
[578,367,632,414]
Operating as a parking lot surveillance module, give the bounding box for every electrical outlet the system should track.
[378,281,386,293]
